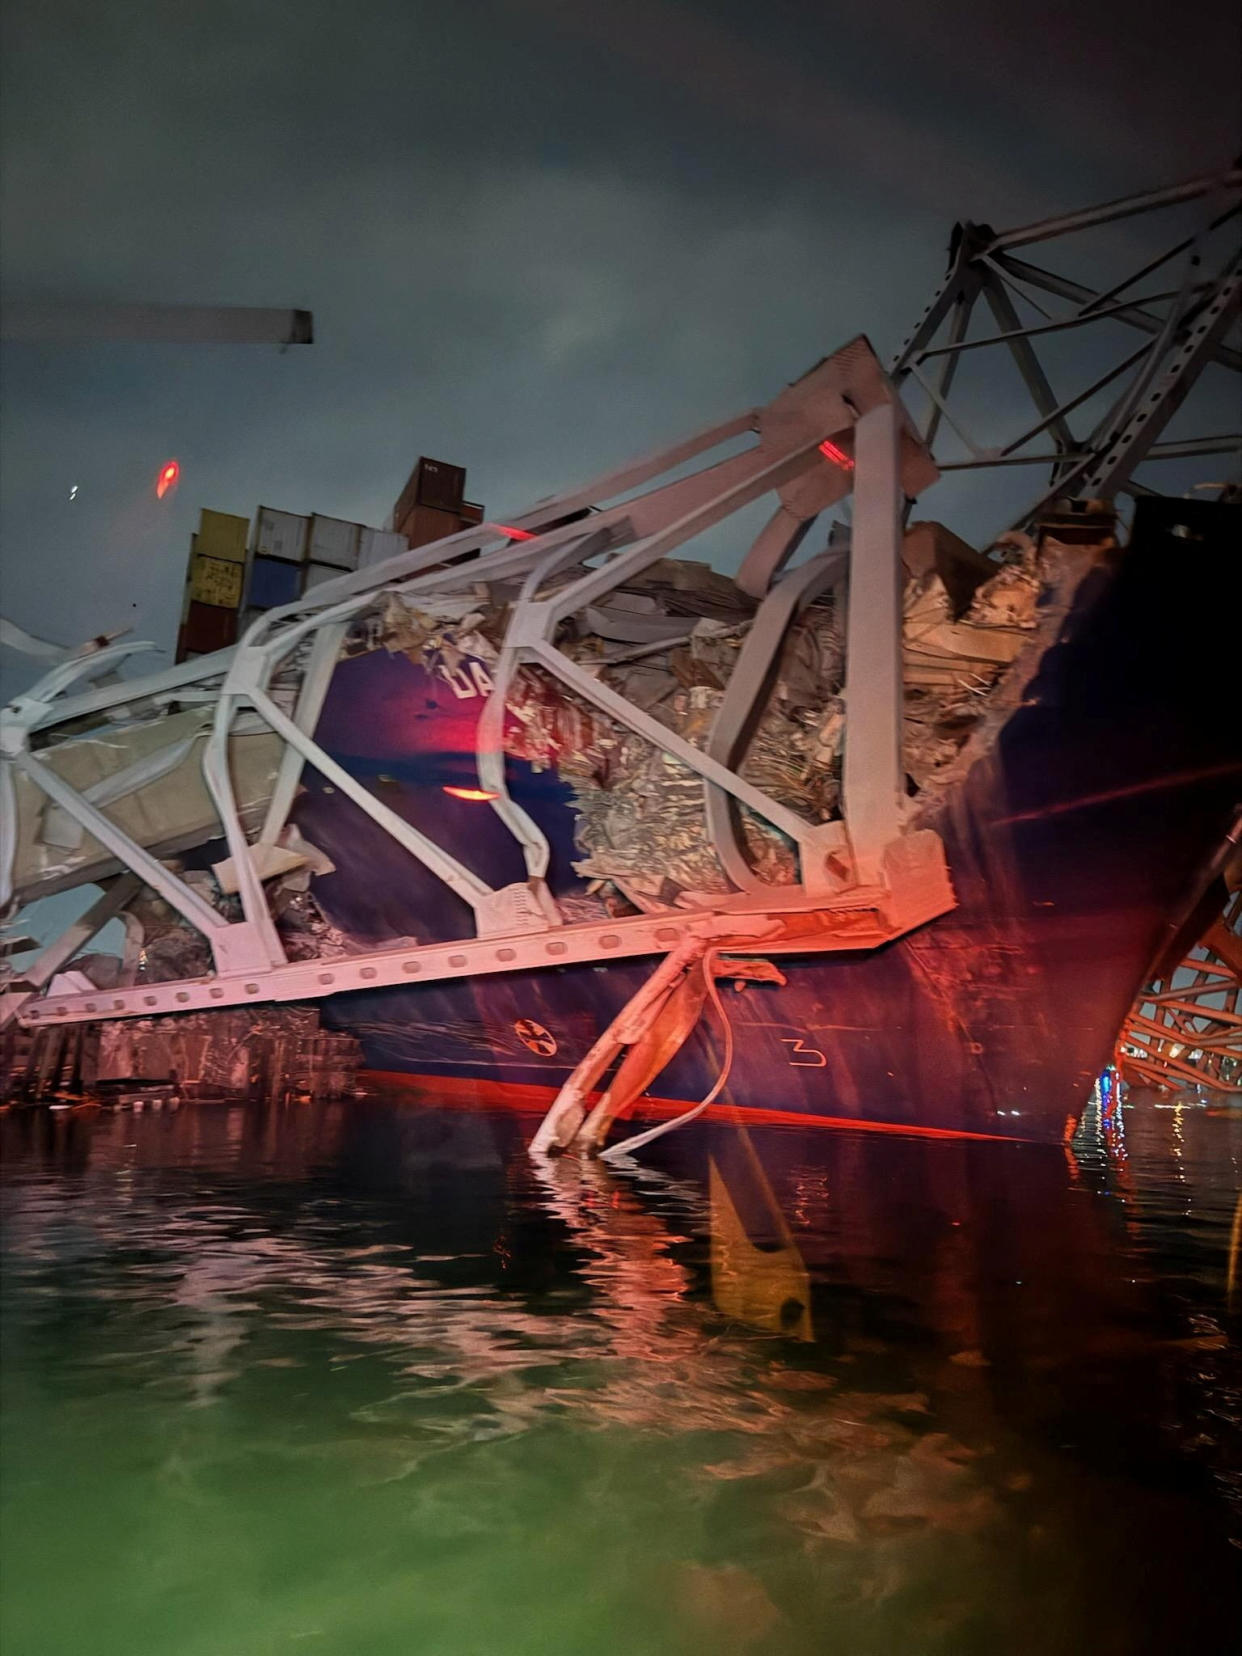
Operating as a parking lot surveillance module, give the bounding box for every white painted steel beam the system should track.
[257,622,346,847]
[987,167,1241,253]
[246,686,499,917]
[1083,258,1242,495]
[994,342,1151,459]
[704,549,847,893]
[200,694,286,970]
[18,873,957,1032]
[233,415,761,638]
[734,506,816,600]
[842,401,905,880]
[25,648,235,735]
[916,285,1211,359]
[0,875,142,1029]
[476,531,616,902]
[980,273,1078,455]
[918,290,975,451]
[889,266,973,377]
[890,165,1242,547]
[1013,260,1242,521]
[522,411,759,522]
[13,752,226,937]
[544,441,827,623]
[6,636,159,718]
[0,758,18,910]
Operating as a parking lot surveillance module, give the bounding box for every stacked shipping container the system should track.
[393,456,485,548]
[178,508,248,658]
[175,454,482,662]
[245,508,409,633]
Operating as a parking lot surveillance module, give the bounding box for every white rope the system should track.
[599,946,735,1162]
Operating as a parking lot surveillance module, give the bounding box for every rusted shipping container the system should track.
[177,599,238,659]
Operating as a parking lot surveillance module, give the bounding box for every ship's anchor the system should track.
[529,938,785,1160]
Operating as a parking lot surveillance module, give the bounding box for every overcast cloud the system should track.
[2,0,1238,693]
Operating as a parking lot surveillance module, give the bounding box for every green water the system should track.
[2,1093,1239,1654]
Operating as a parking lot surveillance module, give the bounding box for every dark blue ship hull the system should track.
[293,499,1241,1144]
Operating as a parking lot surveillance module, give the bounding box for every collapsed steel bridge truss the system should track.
[2,340,956,1032]
[891,165,1241,523]
[2,167,1240,1041]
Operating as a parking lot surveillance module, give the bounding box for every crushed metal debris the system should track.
[354,521,1071,905]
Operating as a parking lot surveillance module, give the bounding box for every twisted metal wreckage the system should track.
[2,167,1240,1137]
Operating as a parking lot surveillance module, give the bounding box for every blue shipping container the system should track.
[248,554,304,609]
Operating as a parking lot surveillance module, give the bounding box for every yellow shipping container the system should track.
[189,552,244,610]
[197,507,248,563]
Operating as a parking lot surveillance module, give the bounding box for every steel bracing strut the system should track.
[890,165,1241,527]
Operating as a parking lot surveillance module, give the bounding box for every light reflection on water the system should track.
[1,1090,1240,1655]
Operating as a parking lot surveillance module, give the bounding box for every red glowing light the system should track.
[492,523,536,541]
[155,459,180,499]
[364,1070,1019,1139]
[995,760,1242,825]
[443,785,499,802]
[818,439,854,471]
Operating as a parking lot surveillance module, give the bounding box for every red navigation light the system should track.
[443,785,498,802]
[818,439,854,472]
[492,523,536,541]
[155,459,181,499]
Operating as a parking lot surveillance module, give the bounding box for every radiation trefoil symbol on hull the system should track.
[514,1019,558,1057]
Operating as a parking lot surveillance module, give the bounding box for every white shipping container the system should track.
[308,514,361,569]
[358,526,408,569]
[254,506,309,562]
[304,561,347,591]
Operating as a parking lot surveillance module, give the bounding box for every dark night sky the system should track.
[2,0,1239,692]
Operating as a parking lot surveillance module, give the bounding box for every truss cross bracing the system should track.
[890,165,1242,528]
[2,168,1239,1037]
